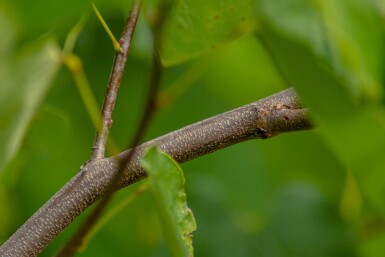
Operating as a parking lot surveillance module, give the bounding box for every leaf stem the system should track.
[92,3,123,53]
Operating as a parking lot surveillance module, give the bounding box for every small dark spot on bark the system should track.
[257,128,269,139]
[119,38,124,46]
[284,115,289,121]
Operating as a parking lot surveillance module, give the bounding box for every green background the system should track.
[1,0,385,256]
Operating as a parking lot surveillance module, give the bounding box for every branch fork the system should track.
[0,87,312,256]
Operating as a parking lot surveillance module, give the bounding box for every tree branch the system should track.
[0,88,312,256]
[90,0,141,160]
[55,1,168,255]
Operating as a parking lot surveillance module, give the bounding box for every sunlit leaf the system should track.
[142,147,196,257]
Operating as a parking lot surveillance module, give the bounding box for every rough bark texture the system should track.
[0,88,312,257]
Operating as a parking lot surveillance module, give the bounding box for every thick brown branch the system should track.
[90,0,141,160]
[0,88,313,257]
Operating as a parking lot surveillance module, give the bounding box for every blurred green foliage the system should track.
[1,0,385,256]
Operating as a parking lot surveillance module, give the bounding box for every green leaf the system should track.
[142,147,196,257]
[161,0,257,66]
[0,9,61,171]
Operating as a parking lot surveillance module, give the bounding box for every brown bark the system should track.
[0,88,312,257]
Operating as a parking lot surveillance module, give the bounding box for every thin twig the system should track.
[0,88,313,257]
[90,0,142,160]
[55,1,144,256]
[56,1,171,255]
[56,0,163,253]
